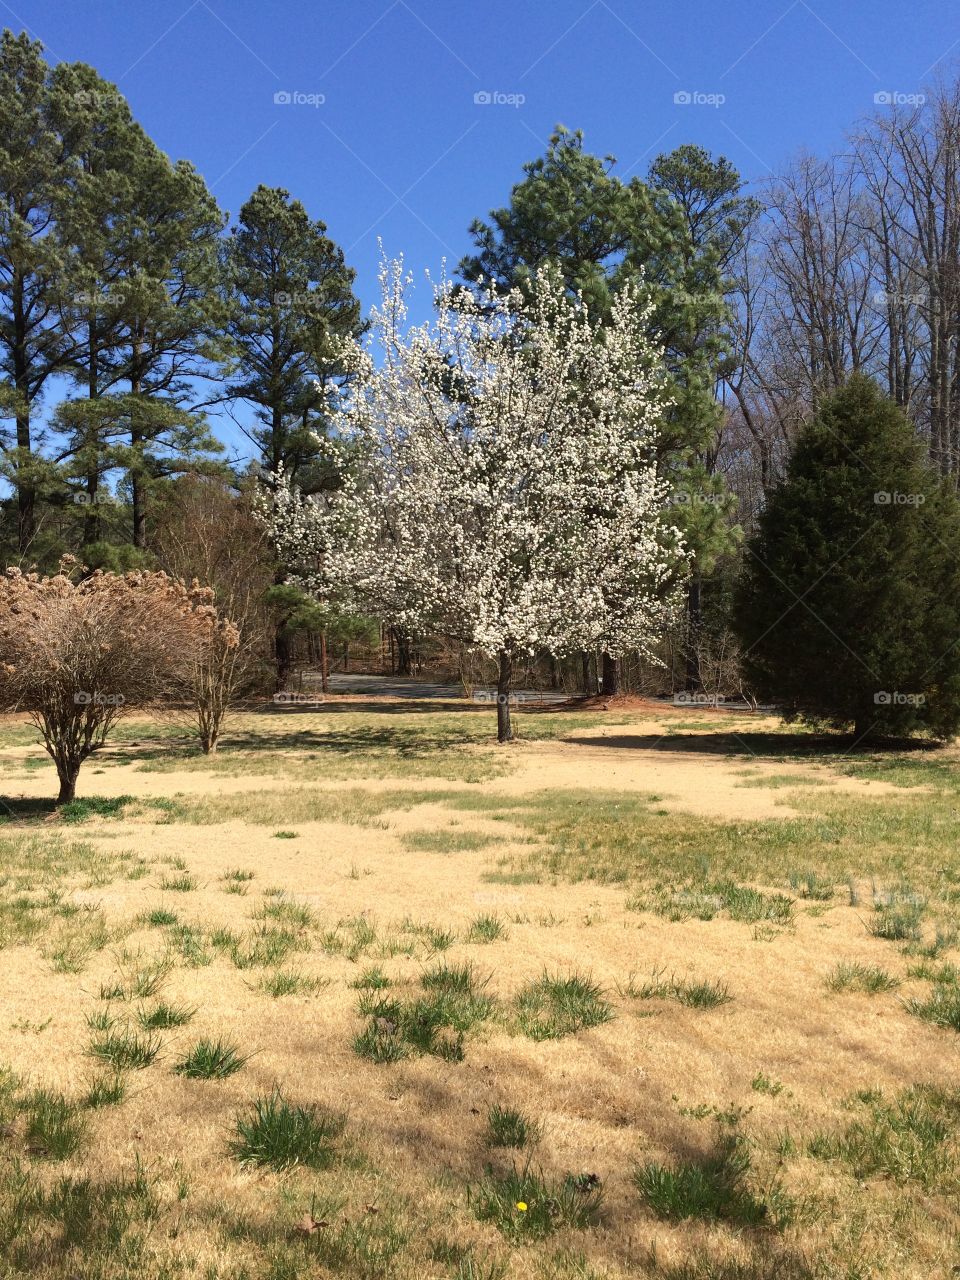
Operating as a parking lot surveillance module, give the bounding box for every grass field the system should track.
[1,696,960,1279]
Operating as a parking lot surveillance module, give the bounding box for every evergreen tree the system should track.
[221,185,363,686]
[734,374,960,740]
[47,59,155,554]
[222,185,363,486]
[85,143,226,549]
[0,31,74,554]
[645,144,759,688]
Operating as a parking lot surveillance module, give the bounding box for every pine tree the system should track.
[47,59,155,553]
[105,145,226,548]
[0,31,74,554]
[645,144,759,689]
[734,374,960,740]
[222,185,363,486]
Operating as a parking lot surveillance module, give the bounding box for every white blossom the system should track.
[267,260,687,680]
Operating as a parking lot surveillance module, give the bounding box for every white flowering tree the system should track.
[268,262,687,741]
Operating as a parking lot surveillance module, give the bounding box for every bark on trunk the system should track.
[395,629,412,677]
[275,624,292,692]
[601,653,619,696]
[13,273,35,553]
[56,771,78,805]
[685,574,703,692]
[853,716,876,743]
[320,631,329,694]
[496,650,513,743]
[130,361,146,548]
[581,652,592,695]
[83,320,101,548]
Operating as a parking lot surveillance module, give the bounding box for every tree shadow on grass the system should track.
[257,698,496,717]
[101,722,496,766]
[0,796,59,823]
[570,730,944,760]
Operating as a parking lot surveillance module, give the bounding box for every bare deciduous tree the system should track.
[0,562,209,803]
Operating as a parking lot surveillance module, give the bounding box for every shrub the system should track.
[0,565,213,803]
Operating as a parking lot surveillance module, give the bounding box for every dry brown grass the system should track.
[1,699,959,1277]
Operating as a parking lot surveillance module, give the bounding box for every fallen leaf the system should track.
[294,1213,327,1236]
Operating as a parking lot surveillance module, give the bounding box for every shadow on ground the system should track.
[571,730,943,759]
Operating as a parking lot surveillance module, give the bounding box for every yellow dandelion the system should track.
[516,1201,527,1212]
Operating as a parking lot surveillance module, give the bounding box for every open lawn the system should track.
[1,696,960,1279]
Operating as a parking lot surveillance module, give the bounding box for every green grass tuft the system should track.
[228,1089,346,1171]
[88,1028,161,1071]
[466,913,508,944]
[136,1000,196,1030]
[513,972,613,1041]
[634,1132,771,1225]
[23,1089,86,1159]
[174,1037,248,1080]
[469,1162,602,1242]
[485,1103,542,1149]
[825,961,899,994]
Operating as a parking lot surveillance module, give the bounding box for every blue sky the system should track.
[12,0,960,462]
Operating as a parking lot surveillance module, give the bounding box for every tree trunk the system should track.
[83,319,102,549]
[13,272,35,553]
[395,629,412,677]
[320,631,329,693]
[601,653,619,696]
[496,649,513,743]
[581,651,592,695]
[130,361,146,548]
[685,573,703,692]
[275,624,292,692]
[56,769,78,806]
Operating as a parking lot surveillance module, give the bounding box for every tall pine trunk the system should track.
[13,273,34,553]
[83,319,102,548]
[685,573,703,692]
[130,343,146,548]
[320,631,329,693]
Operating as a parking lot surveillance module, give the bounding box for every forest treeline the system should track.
[2,27,960,698]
